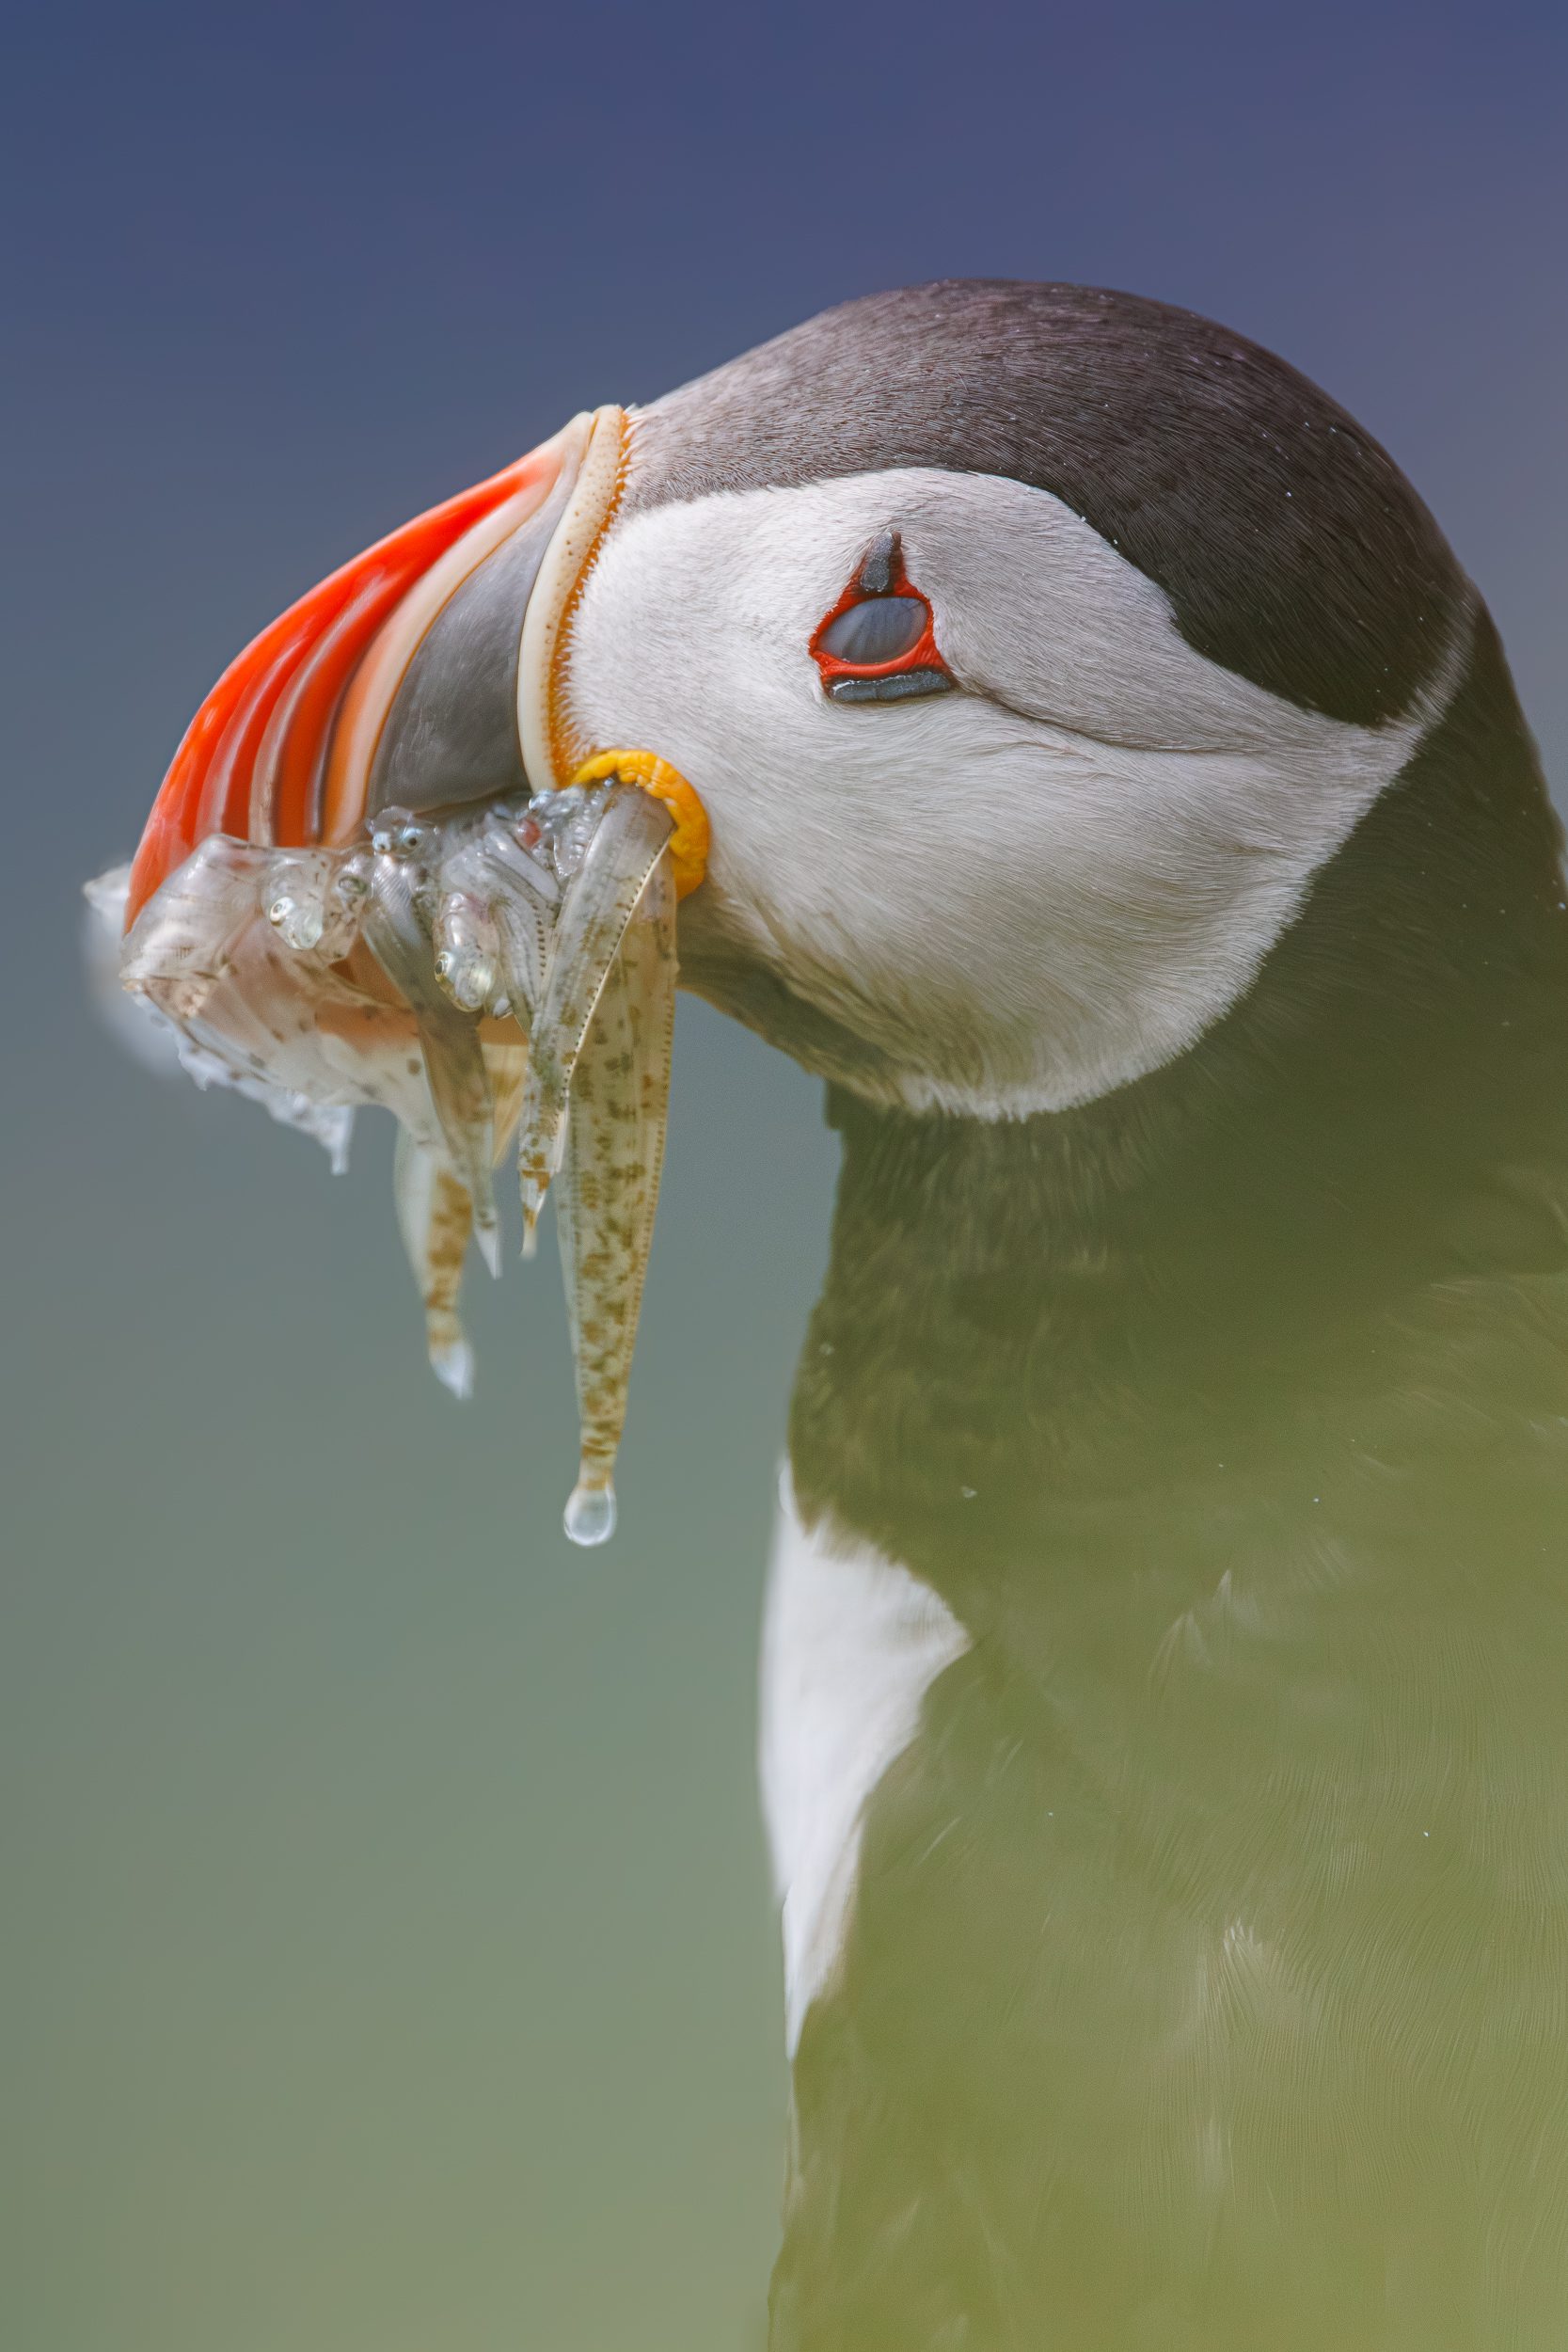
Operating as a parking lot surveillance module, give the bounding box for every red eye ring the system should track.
[809,532,954,704]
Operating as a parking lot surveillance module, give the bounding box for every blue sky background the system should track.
[5,5,1566,2346]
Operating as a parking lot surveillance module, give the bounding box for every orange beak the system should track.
[124,409,626,930]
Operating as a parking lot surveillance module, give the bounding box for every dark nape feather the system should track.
[630,280,1464,728]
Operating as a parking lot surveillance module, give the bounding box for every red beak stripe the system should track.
[125,450,552,930]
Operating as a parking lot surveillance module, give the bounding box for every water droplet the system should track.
[430,1338,475,1399]
[564,1480,616,1547]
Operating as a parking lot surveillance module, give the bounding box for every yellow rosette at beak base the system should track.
[566,752,710,899]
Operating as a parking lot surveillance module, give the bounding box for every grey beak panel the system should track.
[368,466,576,818]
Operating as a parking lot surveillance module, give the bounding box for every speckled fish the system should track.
[88,405,708,1543]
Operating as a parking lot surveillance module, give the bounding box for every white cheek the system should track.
[565,471,1469,1116]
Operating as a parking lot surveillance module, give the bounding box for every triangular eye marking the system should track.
[810,531,955,705]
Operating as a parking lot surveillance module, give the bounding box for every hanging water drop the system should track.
[563,1479,617,1547]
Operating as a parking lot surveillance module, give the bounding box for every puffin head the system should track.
[122,279,1477,1126]
[567,282,1476,1116]
[103,280,1528,1534]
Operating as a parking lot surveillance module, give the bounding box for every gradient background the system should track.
[5,4,1566,2345]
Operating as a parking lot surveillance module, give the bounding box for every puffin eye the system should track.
[816,596,928,667]
[810,530,955,705]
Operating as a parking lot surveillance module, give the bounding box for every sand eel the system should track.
[92,281,1568,2342]
[98,405,700,1543]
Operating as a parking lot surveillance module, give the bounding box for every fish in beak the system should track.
[94,403,708,1545]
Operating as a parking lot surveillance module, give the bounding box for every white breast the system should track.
[759,1467,971,2055]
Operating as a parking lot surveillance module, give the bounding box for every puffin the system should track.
[104,282,1568,2346]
